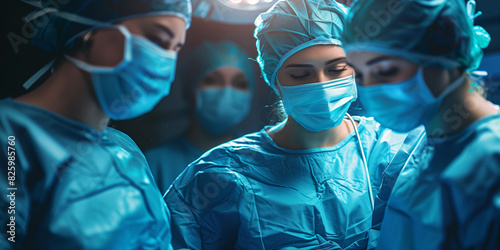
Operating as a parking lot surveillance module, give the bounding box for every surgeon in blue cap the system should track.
[145,41,255,192]
[164,0,424,249]
[0,0,190,249]
[343,0,499,249]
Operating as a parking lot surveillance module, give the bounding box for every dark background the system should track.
[1,0,499,150]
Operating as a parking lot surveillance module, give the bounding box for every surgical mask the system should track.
[65,25,177,120]
[278,74,357,132]
[357,68,465,132]
[195,87,251,135]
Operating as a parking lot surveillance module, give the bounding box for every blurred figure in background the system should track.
[343,0,499,249]
[146,41,255,192]
[0,0,190,249]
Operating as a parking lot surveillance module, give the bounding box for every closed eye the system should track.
[287,69,313,80]
[377,67,399,77]
[327,64,348,73]
[202,75,218,85]
[146,34,170,49]
[232,74,249,89]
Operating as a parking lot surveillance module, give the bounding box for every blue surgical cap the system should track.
[24,0,192,51]
[254,0,348,94]
[342,0,491,71]
[180,41,255,99]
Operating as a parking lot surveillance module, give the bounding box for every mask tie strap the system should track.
[26,7,104,26]
[21,6,108,90]
[23,59,55,89]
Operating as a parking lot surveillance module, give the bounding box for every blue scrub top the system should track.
[146,136,204,193]
[165,117,420,249]
[377,111,500,250]
[0,99,173,249]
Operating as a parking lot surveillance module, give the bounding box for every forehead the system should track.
[283,45,345,66]
[346,50,419,70]
[206,66,245,77]
[123,14,185,25]
[119,15,187,36]
[347,51,394,64]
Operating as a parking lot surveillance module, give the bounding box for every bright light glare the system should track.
[218,0,276,11]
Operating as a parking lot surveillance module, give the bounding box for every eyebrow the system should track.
[285,57,346,68]
[366,56,393,66]
[325,57,346,65]
[153,23,184,49]
[285,63,314,68]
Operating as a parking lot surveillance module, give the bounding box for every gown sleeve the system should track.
[441,142,500,249]
[165,165,247,249]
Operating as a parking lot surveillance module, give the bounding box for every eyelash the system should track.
[289,66,348,79]
[354,67,399,85]
[290,74,310,80]
[328,67,348,73]
[147,35,169,49]
[289,70,311,79]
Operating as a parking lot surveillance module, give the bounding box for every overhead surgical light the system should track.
[192,0,278,24]
[247,0,260,6]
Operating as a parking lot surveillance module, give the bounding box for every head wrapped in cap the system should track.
[342,0,491,71]
[254,0,348,94]
[179,41,255,100]
[24,0,191,51]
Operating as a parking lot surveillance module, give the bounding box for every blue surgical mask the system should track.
[357,68,465,132]
[65,25,177,120]
[278,74,357,132]
[195,87,251,135]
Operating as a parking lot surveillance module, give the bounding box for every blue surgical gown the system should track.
[146,136,204,193]
[377,112,500,250]
[165,117,421,249]
[0,98,173,250]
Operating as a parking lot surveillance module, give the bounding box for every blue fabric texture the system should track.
[0,98,173,250]
[377,112,500,250]
[254,0,348,94]
[342,0,491,71]
[146,136,204,193]
[165,117,419,249]
[25,0,192,51]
